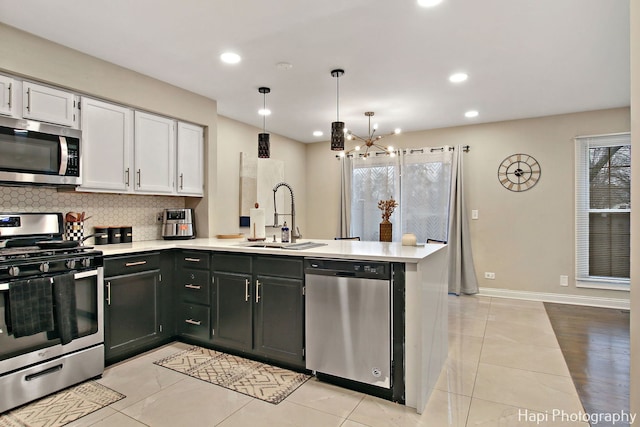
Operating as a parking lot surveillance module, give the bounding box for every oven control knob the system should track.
[66,259,77,269]
[8,266,20,277]
[39,262,50,273]
[81,258,91,268]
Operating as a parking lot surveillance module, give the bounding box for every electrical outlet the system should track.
[157,212,163,222]
[560,275,569,286]
[484,272,495,279]
[471,210,479,220]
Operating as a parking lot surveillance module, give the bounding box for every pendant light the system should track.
[330,69,345,151]
[258,87,271,158]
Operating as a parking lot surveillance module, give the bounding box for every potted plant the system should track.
[378,198,398,242]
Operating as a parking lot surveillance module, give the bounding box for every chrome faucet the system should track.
[273,182,301,243]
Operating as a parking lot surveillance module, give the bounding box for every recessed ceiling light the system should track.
[417,0,443,7]
[465,110,479,118]
[449,72,468,83]
[313,131,323,137]
[258,108,271,116]
[220,52,241,64]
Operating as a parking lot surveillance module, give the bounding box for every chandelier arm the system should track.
[349,133,367,143]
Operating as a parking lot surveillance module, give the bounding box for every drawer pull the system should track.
[185,284,201,290]
[185,319,201,326]
[184,257,201,262]
[125,261,147,267]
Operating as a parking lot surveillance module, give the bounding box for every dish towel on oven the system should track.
[52,273,79,345]
[7,277,55,337]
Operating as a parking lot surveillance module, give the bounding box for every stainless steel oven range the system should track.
[0,212,104,413]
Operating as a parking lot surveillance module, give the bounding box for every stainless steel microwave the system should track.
[0,116,81,186]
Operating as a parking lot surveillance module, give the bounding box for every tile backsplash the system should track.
[0,186,185,242]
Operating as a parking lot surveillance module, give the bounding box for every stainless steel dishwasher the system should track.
[305,258,392,389]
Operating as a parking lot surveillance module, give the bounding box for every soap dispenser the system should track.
[281,221,290,243]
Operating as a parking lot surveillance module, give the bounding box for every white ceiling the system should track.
[0,0,630,143]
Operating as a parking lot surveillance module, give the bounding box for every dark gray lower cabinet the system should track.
[213,272,253,351]
[209,253,305,368]
[254,274,304,365]
[176,251,212,341]
[104,252,168,364]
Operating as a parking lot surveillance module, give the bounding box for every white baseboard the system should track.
[478,287,630,310]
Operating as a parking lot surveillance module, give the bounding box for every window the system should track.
[350,149,453,242]
[575,133,631,290]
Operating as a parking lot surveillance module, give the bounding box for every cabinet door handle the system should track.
[185,319,201,326]
[184,257,201,262]
[125,168,130,186]
[26,87,31,112]
[185,284,201,290]
[7,83,11,108]
[245,278,250,302]
[125,260,147,267]
[106,281,111,305]
[137,169,141,187]
[255,280,261,303]
[180,173,184,190]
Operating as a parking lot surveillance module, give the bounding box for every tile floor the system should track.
[67,296,589,426]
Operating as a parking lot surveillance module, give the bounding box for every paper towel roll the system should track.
[249,207,266,239]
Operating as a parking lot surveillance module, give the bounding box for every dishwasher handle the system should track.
[335,272,356,278]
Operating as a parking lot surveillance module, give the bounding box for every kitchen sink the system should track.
[236,241,327,250]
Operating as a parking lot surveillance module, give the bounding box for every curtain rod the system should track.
[335,145,470,159]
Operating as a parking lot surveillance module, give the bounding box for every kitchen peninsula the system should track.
[99,238,448,414]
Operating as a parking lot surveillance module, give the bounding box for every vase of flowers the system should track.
[378,198,398,242]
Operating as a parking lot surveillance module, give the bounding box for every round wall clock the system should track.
[497,153,541,192]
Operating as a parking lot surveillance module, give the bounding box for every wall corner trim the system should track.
[479,287,630,310]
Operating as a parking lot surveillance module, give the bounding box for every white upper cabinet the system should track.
[0,75,15,117]
[23,81,78,127]
[176,122,204,196]
[134,111,175,194]
[80,98,133,192]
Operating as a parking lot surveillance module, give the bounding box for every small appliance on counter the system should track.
[162,208,195,240]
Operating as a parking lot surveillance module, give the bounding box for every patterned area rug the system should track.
[0,381,125,427]
[154,346,310,404]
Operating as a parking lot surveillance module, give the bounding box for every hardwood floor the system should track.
[544,303,630,423]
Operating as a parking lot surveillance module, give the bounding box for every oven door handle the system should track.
[0,269,99,291]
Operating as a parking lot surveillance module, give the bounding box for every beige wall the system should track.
[0,23,218,236]
[215,115,307,236]
[307,108,630,301]
[630,0,639,418]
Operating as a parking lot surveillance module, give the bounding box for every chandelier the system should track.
[341,111,401,158]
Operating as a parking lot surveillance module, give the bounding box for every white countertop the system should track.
[96,238,445,263]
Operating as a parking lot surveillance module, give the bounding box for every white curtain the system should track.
[400,149,453,243]
[337,156,353,238]
[350,154,401,241]
[338,145,478,294]
[447,146,479,295]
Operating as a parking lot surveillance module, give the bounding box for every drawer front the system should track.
[179,270,210,303]
[253,256,303,279]
[212,253,252,274]
[179,251,210,270]
[105,252,160,276]
[178,303,210,341]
